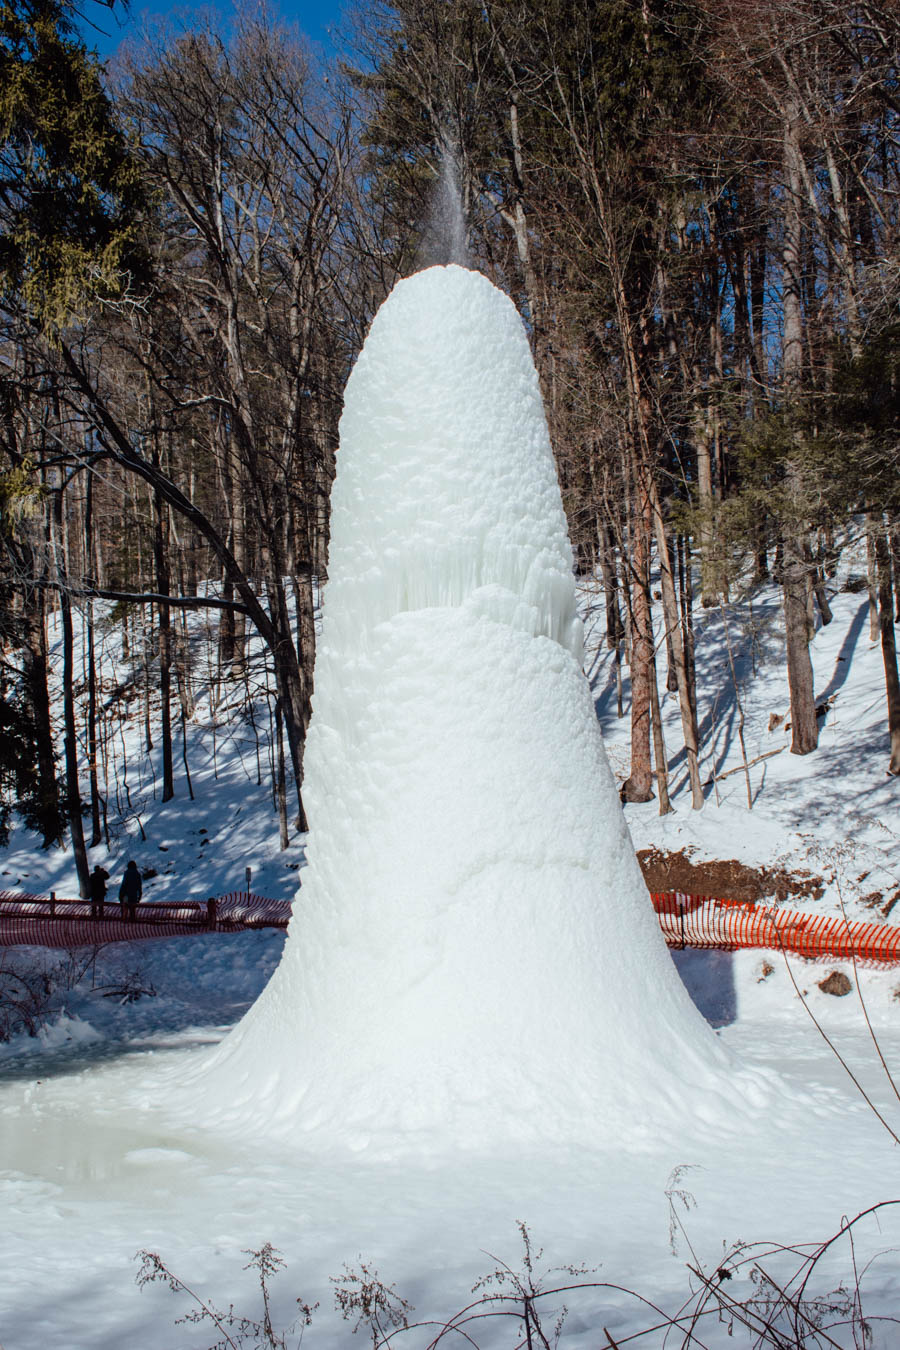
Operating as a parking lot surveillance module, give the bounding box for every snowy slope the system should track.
[1,573,311,907]
[584,534,899,923]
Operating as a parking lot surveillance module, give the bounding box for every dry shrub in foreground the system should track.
[136,1202,900,1350]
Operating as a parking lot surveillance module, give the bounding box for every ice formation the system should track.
[189,265,741,1150]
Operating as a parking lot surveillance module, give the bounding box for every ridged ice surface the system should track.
[326,265,582,656]
[185,266,749,1151]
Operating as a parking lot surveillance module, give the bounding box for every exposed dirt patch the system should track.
[636,847,825,904]
[818,971,852,997]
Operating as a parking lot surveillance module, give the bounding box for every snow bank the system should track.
[176,265,770,1151]
[0,1011,103,1063]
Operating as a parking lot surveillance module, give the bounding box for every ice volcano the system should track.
[188,265,746,1150]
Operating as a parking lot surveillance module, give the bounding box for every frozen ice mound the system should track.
[170,265,771,1151]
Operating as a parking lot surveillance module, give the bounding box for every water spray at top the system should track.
[420,141,470,269]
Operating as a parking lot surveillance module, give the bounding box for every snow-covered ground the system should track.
[2,963,900,1350]
[2,523,899,1346]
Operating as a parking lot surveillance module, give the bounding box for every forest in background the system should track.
[1,0,898,897]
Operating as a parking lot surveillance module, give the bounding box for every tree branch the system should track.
[27,577,255,616]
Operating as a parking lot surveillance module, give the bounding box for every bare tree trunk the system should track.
[218,566,236,672]
[180,704,195,801]
[84,472,103,844]
[677,533,699,732]
[822,136,863,357]
[598,525,623,649]
[227,427,247,680]
[867,521,881,641]
[783,528,818,754]
[54,484,90,897]
[804,556,816,641]
[265,561,309,832]
[807,538,833,626]
[695,417,718,608]
[288,474,317,702]
[664,626,678,694]
[216,416,236,673]
[61,586,90,895]
[153,481,175,802]
[143,606,153,756]
[781,103,818,756]
[275,698,289,850]
[750,204,768,389]
[873,517,900,775]
[623,478,654,802]
[21,581,61,846]
[647,479,704,807]
[185,461,199,597]
[648,637,671,815]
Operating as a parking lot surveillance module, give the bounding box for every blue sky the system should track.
[75,0,348,60]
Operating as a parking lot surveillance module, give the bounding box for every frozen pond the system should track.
[3,979,900,1350]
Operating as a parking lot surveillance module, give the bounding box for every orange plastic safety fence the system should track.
[651,891,900,964]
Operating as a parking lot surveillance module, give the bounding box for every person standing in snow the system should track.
[119,860,142,922]
[89,865,109,920]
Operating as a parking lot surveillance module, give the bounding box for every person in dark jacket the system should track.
[119,860,142,922]
[89,865,109,920]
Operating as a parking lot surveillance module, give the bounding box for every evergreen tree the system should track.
[0,0,145,886]
[0,465,64,845]
[0,0,146,329]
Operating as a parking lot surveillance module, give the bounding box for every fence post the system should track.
[206,898,218,930]
[49,890,56,917]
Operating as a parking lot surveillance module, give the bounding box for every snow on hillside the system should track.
[1,532,899,1350]
[1,591,306,907]
[586,533,898,922]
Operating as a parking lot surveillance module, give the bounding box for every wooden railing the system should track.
[0,889,291,946]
